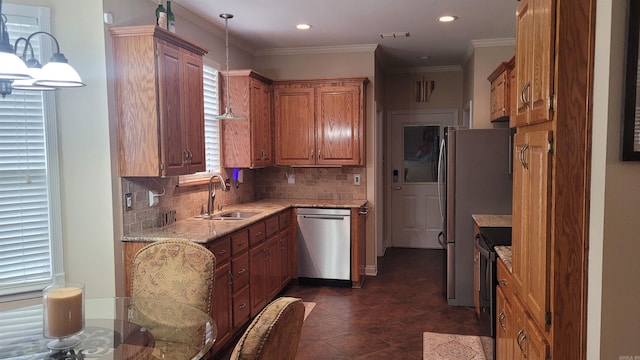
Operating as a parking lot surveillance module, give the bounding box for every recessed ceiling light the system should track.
[438,15,458,23]
[296,24,312,30]
[418,56,431,60]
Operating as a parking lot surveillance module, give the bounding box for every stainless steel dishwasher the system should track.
[296,207,351,285]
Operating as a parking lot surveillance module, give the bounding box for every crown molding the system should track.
[255,44,379,57]
[464,37,516,61]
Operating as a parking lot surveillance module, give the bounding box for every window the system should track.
[178,62,221,183]
[0,4,63,300]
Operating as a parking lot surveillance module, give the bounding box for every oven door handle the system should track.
[474,234,492,259]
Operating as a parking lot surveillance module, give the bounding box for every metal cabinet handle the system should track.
[182,150,189,165]
[237,240,245,246]
[318,150,321,159]
[499,312,507,331]
[520,81,531,108]
[237,268,246,275]
[521,143,529,169]
[254,231,262,237]
[516,329,527,357]
[238,303,247,310]
[216,249,227,256]
[310,149,314,159]
[500,279,508,286]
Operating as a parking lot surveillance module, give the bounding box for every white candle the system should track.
[45,287,83,337]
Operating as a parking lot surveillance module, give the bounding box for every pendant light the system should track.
[0,0,85,97]
[215,13,244,120]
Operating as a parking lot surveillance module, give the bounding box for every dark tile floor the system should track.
[216,247,483,359]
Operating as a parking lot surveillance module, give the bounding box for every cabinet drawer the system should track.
[249,222,266,246]
[230,230,249,255]
[232,252,250,293]
[497,257,512,297]
[233,286,251,328]
[208,237,231,263]
[265,216,279,237]
[279,211,290,230]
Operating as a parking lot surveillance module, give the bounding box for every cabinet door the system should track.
[181,49,205,173]
[489,72,507,121]
[527,0,555,125]
[512,130,552,332]
[265,235,281,300]
[274,87,316,165]
[316,85,363,165]
[157,41,187,175]
[522,131,552,330]
[251,79,273,167]
[496,285,514,360]
[279,229,291,288]
[211,261,232,353]
[515,0,555,126]
[249,242,267,316]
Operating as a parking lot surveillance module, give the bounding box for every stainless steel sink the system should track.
[195,211,260,220]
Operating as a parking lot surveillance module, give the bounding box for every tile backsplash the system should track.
[121,166,366,235]
[255,167,367,201]
[121,169,256,235]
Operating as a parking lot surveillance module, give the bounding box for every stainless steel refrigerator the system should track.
[437,126,512,307]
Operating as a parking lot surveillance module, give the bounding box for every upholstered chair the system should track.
[130,239,216,359]
[230,297,305,360]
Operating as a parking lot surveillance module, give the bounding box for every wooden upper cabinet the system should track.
[110,25,207,177]
[487,58,514,123]
[220,70,274,168]
[514,0,555,127]
[274,78,368,166]
[512,130,552,333]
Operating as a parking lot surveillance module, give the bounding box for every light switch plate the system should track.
[287,173,295,184]
[354,174,361,185]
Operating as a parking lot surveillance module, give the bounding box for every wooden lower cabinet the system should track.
[496,285,513,360]
[121,208,296,358]
[496,258,549,360]
[211,261,232,353]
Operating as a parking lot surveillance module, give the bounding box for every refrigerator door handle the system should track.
[437,231,446,249]
[437,138,446,226]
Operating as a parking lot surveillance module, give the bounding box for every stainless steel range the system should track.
[475,226,512,358]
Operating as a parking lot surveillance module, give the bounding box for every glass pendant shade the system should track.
[34,60,85,88]
[12,66,55,91]
[0,51,32,80]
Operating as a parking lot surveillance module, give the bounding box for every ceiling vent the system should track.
[379,32,410,39]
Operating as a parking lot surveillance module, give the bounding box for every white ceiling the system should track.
[173,0,517,69]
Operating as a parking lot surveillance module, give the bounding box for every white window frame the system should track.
[178,60,222,184]
[0,4,63,301]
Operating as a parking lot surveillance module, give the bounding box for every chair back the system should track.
[131,239,215,313]
[230,297,305,360]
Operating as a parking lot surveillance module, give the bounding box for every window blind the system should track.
[0,4,61,299]
[203,65,221,174]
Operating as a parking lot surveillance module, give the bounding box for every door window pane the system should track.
[403,125,440,183]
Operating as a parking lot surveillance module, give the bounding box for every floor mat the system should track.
[423,331,492,359]
[302,302,316,321]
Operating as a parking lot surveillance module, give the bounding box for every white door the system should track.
[389,110,456,248]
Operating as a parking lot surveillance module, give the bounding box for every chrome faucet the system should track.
[208,173,228,216]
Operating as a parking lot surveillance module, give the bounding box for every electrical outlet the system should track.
[354,174,361,185]
[124,193,133,211]
[287,173,295,184]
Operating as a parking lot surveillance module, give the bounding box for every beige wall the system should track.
[383,68,463,121]
[469,45,515,129]
[590,0,640,357]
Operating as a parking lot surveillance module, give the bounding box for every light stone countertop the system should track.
[472,214,512,228]
[495,246,512,272]
[123,198,369,244]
